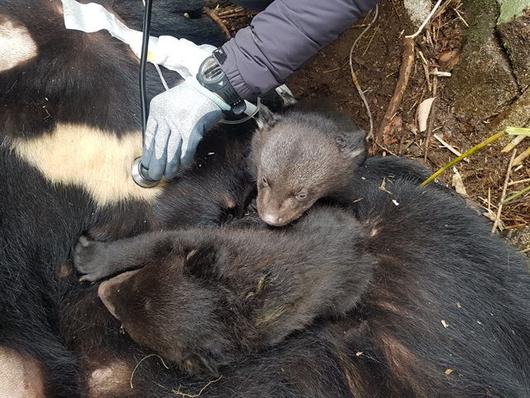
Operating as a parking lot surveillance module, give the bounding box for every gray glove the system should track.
[140,80,223,181]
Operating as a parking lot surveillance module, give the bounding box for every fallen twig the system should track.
[216,7,246,18]
[512,146,530,166]
[173,376,223,397]
[361,26,378,57]
[349,5,379,141]
[501,135,525,153]
[421,130,506,187]
[508,178,530,186]
[204,8,231,39]
[433,133,470,162]
[452,5,469,27]
[406,0,444,39]
[492,150,517,234]
[377,37,415,143]
[375,141,399,156]
[431,69,451,77]
[130,354,170,389]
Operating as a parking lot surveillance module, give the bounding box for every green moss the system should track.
[448,0,519,120]
[463,0,499,41]
[497,0,530,23]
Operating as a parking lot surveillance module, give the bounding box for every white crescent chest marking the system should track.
[10,124,163,205]
[0,16,38,72]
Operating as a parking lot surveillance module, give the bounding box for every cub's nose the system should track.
[261,212,283,226]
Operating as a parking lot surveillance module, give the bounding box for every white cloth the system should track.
[61,0,209,78]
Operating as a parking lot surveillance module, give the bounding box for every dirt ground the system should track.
[213,0,529,255]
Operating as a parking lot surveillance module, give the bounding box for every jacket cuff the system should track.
[219,29,281,100]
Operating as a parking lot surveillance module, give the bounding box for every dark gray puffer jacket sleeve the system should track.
[219,0,379,99]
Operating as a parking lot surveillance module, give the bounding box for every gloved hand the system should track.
[140,80,223,181]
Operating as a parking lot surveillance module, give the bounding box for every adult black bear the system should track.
[4,1,527,397]
[0,0,241,396]
[0,1,353,396]
[75,170,530,397]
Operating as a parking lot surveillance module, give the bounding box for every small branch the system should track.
[433,133,470,162]
[512,146,530,166]
[350,73,374,140]
[204,8,231,39]
[130,354,170,389]
[405,0,444,39]
[376,37,415,143]
[173,376,223,398]
[216,7,247,18]
[453,5,469,27]
[349,5,379,141]
[508,178,530,186]
[421,130,506,187]
[501,135,525,153]
[492,150,517,234]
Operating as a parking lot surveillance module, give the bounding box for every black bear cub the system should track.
[74,206,375,376]
[251,109,367,226]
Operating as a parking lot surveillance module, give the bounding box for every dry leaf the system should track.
[441,320,449,328]
[438,49,460,70]
[512,146,530,167]
[417,97,436,132]
[452,167,468,197]
[444,368,454,375]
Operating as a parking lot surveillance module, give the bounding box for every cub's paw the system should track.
[74,236,111,282]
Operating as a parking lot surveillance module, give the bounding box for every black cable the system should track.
[132,0,160,188]
[140,0,153,136]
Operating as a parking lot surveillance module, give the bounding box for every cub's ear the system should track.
[183,245,219,279]
[335,129,367,165]
[250,111,282,175]
[254,105,281,131]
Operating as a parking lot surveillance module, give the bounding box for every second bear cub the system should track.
[74,206,375,376]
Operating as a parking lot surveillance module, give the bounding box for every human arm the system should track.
[220,0,380,99]
[139,0,379,181]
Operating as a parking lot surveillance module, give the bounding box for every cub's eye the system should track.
[260,177,269,187]
[295,190,308,201]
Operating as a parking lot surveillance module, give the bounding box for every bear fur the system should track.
[75,161,530,397]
